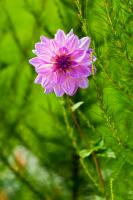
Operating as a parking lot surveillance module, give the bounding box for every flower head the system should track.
[29,29,96,97]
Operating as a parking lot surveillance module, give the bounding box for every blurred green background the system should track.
[0,0,133,199]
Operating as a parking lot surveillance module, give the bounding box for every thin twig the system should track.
[67,97,105,193]
[61,99,98,187]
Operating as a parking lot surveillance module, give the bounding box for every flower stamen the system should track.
[55,55,72,71]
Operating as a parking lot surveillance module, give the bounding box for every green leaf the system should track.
[97,148,116,158]
[79,141,104,159]
[71,101,84,112]
[79,140,116,159]
[79,149,94,159]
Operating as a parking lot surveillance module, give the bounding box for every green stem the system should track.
[110,178,114,200]
[67,97,105,193]
[61,98,98,187]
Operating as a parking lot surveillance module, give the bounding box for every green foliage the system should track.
[71,101,84,112]
[0,0,133,199]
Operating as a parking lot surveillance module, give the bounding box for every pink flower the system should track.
[29,29,96,97]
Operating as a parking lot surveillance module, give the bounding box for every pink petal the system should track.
[41,71,56,88]
[71,50,85,60]
[32,50,37,54]
[62,77,76,95]
[49,39,59,54]
[87,48,93,54]
[38,54,51,63]
[79,57,91,65]
[72,50,87,62]
[34,75,43,84]
[77,78,89,88]
[54,85,64,97]
[40,36,50,44]
[66,35,79,52]
[42,76,51,87]
[35,43,52,56]
[36,65,53,74]
[55,71,66,84]
[57,47,69,56]
[93,56,97,62]
[29,57,45,67]
[79,37,90,50]
[66,29,73,38]
[55,29,66,46]
[45,87,54,94]
[69,66,91,78]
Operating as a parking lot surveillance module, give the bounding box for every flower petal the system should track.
[93,56,97,62]
[62,77,76,95]
[71,50,85,60]
[34,75,43,84]
[29,57,45,67]
[40,36,50,44]
[66,29,73,38]
[58,47,69,55]
[54,85,64,97]
[55,71,66,84]
[79,37,90,50]
[55,29,66,46]
[49,39,59,54]
[44,87,54,94]
[66,35,79,52]
[36,65,53,74]
[41,71,57,88]
[77,78,89,88]
[71,50,88,63]
[69,66,91,78]
[35,43,52,56]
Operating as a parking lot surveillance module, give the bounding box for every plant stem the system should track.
[92,152,105,192]
[110,178,114,200]
[67,97,106,194]
[61,99,97,187]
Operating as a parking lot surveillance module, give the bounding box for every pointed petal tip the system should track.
[66,28,74,39]
[56,29,66,36]
[69,28,73,34]
[54,85,65,97]
[40,35,50,43]
[55,29,66,44]
[29,58,33,65]
[79,37,91,50]
[29,57,40,66]
[34,75,43,84]
[78,78,89,89]
[32,50,36,54]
